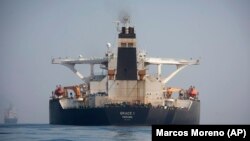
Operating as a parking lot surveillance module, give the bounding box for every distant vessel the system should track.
[4,105,18,124]
[49,17,200,125]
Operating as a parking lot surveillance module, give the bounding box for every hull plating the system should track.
[49,99,200,125]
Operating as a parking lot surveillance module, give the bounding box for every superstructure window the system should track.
[128,43,133,47]
[121,43,126,47]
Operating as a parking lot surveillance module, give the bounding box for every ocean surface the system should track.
[0,124,151,141]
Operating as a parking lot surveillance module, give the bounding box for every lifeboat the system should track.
[55,86,64,97]
[188,86,198,98]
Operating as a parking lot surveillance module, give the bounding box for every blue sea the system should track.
[0,124,151,141]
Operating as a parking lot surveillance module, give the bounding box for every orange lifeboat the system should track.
[188,86,198,97]
[55,86,64,97]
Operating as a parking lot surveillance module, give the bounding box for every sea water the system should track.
[0,124,151,141]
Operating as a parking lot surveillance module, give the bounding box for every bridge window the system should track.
[121,43,126,47]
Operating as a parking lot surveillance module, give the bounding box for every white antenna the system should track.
[123,16,130,28]
[114,21,121,32]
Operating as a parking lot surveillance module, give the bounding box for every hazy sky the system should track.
[0,0,249,124]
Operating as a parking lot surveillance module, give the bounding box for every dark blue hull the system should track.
[49,99,200,125]
[4,118,18,124]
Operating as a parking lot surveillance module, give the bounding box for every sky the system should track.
[0,0,249,124]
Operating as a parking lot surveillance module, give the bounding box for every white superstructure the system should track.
[52,18,199,108]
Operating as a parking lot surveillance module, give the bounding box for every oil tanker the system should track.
[49,17,200,125]
[4,105,18,124]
